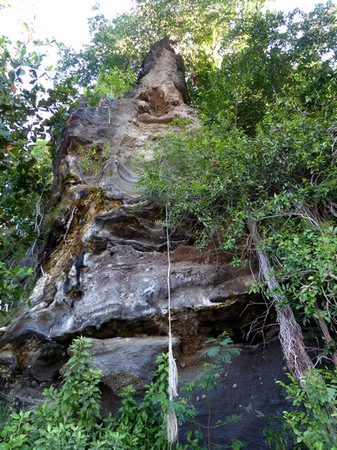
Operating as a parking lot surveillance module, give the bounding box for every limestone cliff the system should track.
[0,39,290,448]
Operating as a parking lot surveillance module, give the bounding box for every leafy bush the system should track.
[84,66,136,106]
[0,337,198,449]
[278,368,337,449]
[0,262,32,317]
[0,337,105,449]
[0,334,246,449]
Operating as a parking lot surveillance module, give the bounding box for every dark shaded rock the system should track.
[178,338,291,449]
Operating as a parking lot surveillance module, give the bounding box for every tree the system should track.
[0,25,78,313]
[58,0,266,89]
[0,35,51,269]
[138,2,337,375]
[194,1,337,134]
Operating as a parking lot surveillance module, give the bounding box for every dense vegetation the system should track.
[0,336,242,449]
[1,0,337,447]
[0,29,77,311]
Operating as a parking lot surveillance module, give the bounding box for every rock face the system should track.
[0,39,290,448]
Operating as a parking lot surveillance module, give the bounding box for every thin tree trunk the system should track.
[291,202,337,369]
[315,303,337,368]
[247,214,313,382]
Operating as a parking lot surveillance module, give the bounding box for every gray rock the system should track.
[88,336,179,393]
[0,39,289,449]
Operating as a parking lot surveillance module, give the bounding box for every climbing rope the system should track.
[166,203,179,446]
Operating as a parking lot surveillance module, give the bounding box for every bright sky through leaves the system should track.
[0,0,327,51]
[267,0,324,12]
[0,0,135,49]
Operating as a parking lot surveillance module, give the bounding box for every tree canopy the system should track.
[140,0,337,358]
[0,23,77,310]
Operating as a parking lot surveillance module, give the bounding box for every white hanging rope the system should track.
[165,203,179,446]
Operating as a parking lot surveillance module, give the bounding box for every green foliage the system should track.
[204,331,241,362]
[278,368,337,449]
[0,141,53,318]
[0,140,52,264]
[138,122,252,255]
[187,332,241,392]
[0,29,78,273]
[58,0,266,88]
[1,1,337,447]
[138,9,337,447]
[262,219,337,328]
[0,29,78,316]
[194,2,337,135]
[0,338,201,450]
[0,335,246,449]
[0,337,105,449]
[78,143,110,175]
[0,262,32,315]
[0,337,103,448]
[84,66,136,105]
[0,36,48,261]
[263,414,300,450]
[138,1,337,358]
[0,410,33,450]
[140,106,337,358]
[116,353,197,449]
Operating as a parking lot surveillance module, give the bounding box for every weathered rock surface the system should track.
[180,338,290,447]
[89,336,180,394]
[0,38,291,448]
